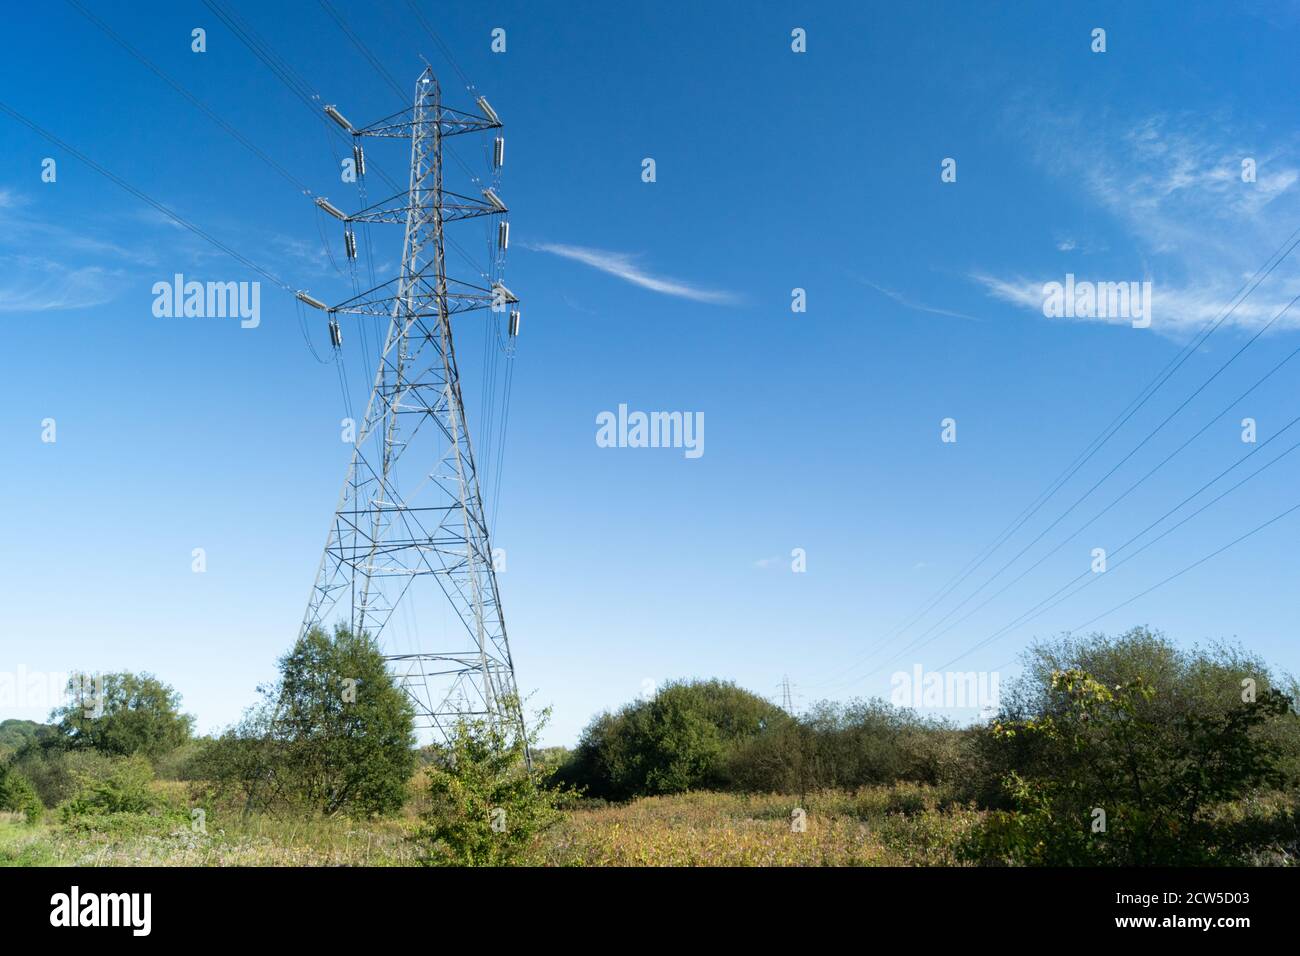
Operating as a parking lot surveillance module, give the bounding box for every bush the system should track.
[12,748,114,809]
[555,680,790,799]
[196,625,417,818]
[560,681,977,800]
[964,630,1300,865]
[0,764,43,823]
[62,754,160,816]
[0,719,51,760]
[153,738,213,781]
[414,702,568,866]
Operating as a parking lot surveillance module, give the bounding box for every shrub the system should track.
[413,702,568,866]
[556,680,790,799]
[13,748,115,809]
[153,738,213,781]
[0,719,50,760]
[966,645,1298,865]
[0,764,43,823]
[62,754,160,816]
[196,625,417,818]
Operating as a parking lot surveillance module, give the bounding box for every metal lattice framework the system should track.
[300,68,525,746]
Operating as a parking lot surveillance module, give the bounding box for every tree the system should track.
[967,628,1300,864]
[556,679,787,799]
[0,764,43,822]
[48,672,193,760]
[200,625,416,818]
[0,720,49,759]
[414,701,567,866]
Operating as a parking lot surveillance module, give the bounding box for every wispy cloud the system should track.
[0,257,122,312]
[525,241,740,305]
[971,270,1286,331]
[0,191,158,267]
[974,107,1300,337]
[859,278,981,322]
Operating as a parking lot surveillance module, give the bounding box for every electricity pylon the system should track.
[297,67,525,748]
[779,676,797,716]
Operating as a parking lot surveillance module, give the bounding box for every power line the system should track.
[201,0,405,196]
[402,0,476,93]
[809,232,1300,690]
[317,0,406,102]
[832,294,1300,689]
[63,0,371,365]
[1066,498,1300,635]
[65,0,315,198]
[901,289,1300,641]
[0,99,292,293]
[943,423,1300,673]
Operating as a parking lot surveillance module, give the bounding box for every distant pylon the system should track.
[780,675,795,715]
[298,68,526,750]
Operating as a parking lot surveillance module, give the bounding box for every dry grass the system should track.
[533,789,982,866]
[0,812,420,867]
[0,785,982,867]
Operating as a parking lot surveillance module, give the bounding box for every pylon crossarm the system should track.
[354,105,499,139]
[348,188,502,225]
[328,276,500,318]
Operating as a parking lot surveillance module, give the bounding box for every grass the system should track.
[533,789,983,866]
[0,784,983,867]
[0,811,419,867]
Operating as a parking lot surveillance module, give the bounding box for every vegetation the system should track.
[48,672,194,760]
[0,625,1296,867]
[413,701,568,865]
[963,631,1300,864]
[554,679,791,799]
[0,720,48,759]
[195,625,417,818]
[0,764,42,823]
[555,678,963,800]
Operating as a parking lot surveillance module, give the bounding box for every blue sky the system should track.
[2,1,1299,745]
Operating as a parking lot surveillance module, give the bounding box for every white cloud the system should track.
[525,242,740,305]
[977,108,1300,336]
[970,271,1289,331]
[969,273,1044,313]
[0,257,122,312]
[859,278,981,322]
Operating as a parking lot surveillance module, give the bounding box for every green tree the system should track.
[556,679,787,799]
[967,629,1300,864]
[0,763,43,822]
[0,719,49,759]
[48,672,193,760]
[414,701,567,866]
[200,625,416,818]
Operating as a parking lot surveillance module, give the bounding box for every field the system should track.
[0,785,983,867]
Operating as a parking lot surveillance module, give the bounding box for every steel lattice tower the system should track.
[298,68,525,745]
